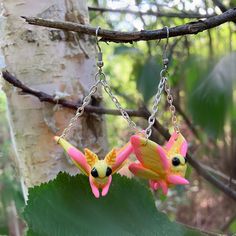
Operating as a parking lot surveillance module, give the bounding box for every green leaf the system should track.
[229,218,236,234]
[136,57,162,103]
[188,53,235,137]
[23,173,202,236]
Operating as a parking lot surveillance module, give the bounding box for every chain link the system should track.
[144,69,167,138]
[144,26,180,137]
[164,80,180,133]
[59,78,101,140]
[100,76,141,133]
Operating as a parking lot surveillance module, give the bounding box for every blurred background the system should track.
[0,0,236,235]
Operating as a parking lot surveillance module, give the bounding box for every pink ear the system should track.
[180,141,188,157]
[89,175,100,198]
[101,176,112,197]
[159,180,168,195]
[167,175,189,185]
[165,132,178,151]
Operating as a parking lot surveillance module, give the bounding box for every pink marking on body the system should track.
[180,141,188,157]
[128,162,142,175]
[153,182,159,190]
[149,180,159,191]
[101,175,112,197]
[68,147,90,173]
[89,175,100,198]
[149,180,155,190]
[159,180,168,195]
[113,143,133,169]
[130,135,141,149]
[156,145,169,170]
[130,135,144,163]
[165,132,178,151]
[167,175,189,185]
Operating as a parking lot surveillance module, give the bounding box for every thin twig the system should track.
[2,71,236,201]
[88,6,217,19]
[173,101,200,139]
[177,221,220,236]
[203,165,236,186]
[212,0,228,12]
[22,8,236,43]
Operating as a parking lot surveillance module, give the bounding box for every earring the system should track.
[55,27,135,198]
[128,26,189,196]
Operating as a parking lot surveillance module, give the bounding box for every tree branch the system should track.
[173,101,200,140]
[22,8,236,43]
[212,0,236,24]
[88,6,216,19]
[1,71,147,118]
[2,71,236,201]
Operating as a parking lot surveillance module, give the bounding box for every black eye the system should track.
[106,167,112,177]
[172,157,180,166]
[91,168,99,178]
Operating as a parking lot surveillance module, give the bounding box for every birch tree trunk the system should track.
[0,0,107,200]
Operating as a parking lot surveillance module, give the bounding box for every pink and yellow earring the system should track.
[55,27,135,198]
[128,27,189,195]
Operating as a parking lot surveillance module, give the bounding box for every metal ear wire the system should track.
[95,26,102,53]
[95,26,104,69]
[162,26,169,68]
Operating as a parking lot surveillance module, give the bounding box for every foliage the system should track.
[188,53,235,137]
[136,56,162,103]
[24,173,202,236]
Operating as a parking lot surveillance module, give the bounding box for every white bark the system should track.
[0,0,107,198]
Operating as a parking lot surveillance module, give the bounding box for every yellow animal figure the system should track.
[129,132,189,195]
[55,136,133,198]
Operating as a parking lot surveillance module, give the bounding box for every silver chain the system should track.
[59,71,141,140]
[144,68,167,138]
[100,76,140,133]
[164,79,179,133]
[145,26,179,137]
[59,79,101,140]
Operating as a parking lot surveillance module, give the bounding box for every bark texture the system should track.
[0,0,107,197]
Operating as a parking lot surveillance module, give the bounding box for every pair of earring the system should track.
[54,27,189,198]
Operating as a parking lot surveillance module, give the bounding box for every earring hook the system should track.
[162,26,169,68]
[96,26,102,53]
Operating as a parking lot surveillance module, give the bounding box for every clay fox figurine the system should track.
[55,136,133,198]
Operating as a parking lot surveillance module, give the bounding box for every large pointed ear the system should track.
[54,136,90,175]
[166,132,188,157]
[84,148,99,167]
[180,140,188,157]
[104,149,116,167]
